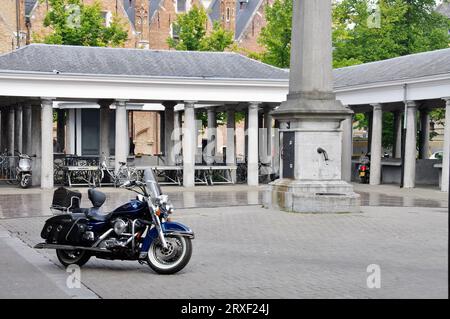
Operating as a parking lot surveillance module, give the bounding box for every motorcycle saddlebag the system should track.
[41,214,88,245]
[51,187,81,211]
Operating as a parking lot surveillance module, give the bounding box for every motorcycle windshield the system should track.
[143,168,162,198]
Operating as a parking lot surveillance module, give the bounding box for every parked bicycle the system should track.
[98,154,140,187]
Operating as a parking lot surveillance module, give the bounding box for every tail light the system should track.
[360,165,366,171]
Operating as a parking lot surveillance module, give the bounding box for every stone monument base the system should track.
[264,179,361,213]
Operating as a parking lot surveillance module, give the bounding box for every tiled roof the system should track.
[0,44,288,80]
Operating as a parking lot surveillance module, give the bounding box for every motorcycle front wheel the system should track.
[56,249,91,267]
[20,175,31,188]
[146,235,192,274]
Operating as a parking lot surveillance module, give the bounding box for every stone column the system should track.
[226,109,236,181]
[183,101,196,187]
[341,114,353,182]
[174,110,182,164]
[7,107,15,155]
[41,98,54,189]
[419,108,430,159]
[99,101,112,158]
[247,102,259,186]
[403,101,418,188]
[65,109,76,154]
[56,108,65,153]
[163,102,176,165]
[115,100,128,172]
[263,106,273,164]
[31,104,41,186]
[393,111,402,158]
[370,103,383,185]
[14,105,23,153]
[441,98,450,192]
[206,107,217,164]
[267,0,359,213]
[273,119,280,175]
[22,104,32,155]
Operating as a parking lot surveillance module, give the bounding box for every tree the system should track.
[167,6,236,127]
[167,6,234,52]
[37,0,128,47]
[332,0,450,68]
[258,0,293,68]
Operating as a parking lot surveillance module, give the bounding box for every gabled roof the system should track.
[333,48,450,88]
[0,44,288,80]
[208,0,264,40]
[436,1,450,18]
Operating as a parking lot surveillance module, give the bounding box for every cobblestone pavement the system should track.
[0,200,447,298]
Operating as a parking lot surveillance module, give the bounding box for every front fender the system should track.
[139,221,194,257]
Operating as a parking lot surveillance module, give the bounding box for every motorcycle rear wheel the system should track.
[56,249,91,267]
[146,235,192,275]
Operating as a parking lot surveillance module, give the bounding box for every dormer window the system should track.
[176,0,187,13]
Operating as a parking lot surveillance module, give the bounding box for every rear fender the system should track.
[139,221,194,257]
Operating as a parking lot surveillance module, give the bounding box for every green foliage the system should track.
[167,6,233,52]
[332,0,450,67]
[199,22,234,51]
[258,0,293,68]
[38,0,128,47]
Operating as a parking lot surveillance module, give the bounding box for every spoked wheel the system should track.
[146,235,192,274]
[56,249,91,267]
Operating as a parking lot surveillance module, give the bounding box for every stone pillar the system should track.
[403,101,418,188]
[247,102,259,186]
[370,103,383,185]
[341,114,353,182]
[263,106,273,164]
[226,109,236,181]
[206,107,217,164]
[22,104,32,155]
[163,102,176,165]
[273,119,280,175]
[267,0,359,213]
[41,98,54,189]
[419,108,430,159]
[393,111,402,158]
[65,109,76,154]
[56,108,65,153]
[174,110,182,164]
[244,110,248,161]
[14,105,23,153]
[367,111,373,153]
[115,100,128,172]
[441,98,450,192]
[99,101,111,158]
[31,105,41,186]
[7,107,15,155]
[183,101,196,187]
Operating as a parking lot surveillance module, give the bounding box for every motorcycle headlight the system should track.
[113,219,127,235]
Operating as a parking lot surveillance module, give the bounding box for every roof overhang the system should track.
[0,71,289,104]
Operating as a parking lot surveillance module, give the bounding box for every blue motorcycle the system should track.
[35,169,194,274]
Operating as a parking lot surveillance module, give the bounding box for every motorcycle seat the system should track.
[84,207,112,222]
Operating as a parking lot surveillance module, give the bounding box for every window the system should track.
[176,0,187,13]
[226,7,230,21]
[101,11,112,27]
[171,24,180,40]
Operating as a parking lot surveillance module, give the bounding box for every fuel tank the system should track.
[112,199,147,219]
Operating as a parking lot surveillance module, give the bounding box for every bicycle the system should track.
[98,155,139,187]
